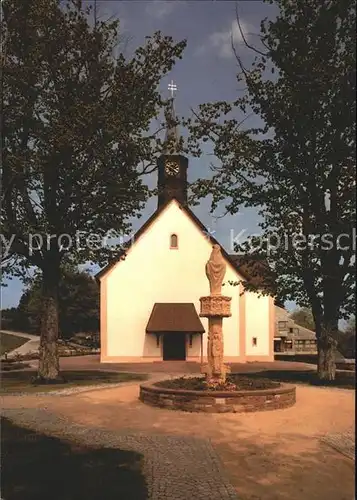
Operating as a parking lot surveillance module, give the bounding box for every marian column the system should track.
[200,245,231,384]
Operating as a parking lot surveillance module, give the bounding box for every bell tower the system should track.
[157,80,188,208]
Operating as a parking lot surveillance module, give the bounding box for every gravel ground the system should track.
[2,381,142,397]
[320,429,355,461]
[2,407,238,500]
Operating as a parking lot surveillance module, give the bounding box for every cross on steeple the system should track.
[168,79,177,99]
[157,78,188,209]
[164,79,179,153]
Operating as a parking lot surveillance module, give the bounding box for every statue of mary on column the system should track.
[205,244,226,296]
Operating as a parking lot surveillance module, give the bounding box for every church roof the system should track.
[146,303,205,333]
[228,254,277,295]
[96,198,273,288]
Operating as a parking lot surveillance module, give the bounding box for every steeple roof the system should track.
[163,97,180,155]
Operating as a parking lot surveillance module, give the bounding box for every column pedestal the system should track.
[200,295,232,384]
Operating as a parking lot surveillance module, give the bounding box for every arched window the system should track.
[170,233,178,249]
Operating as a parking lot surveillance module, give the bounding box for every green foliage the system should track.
[290,308,315,331]
[0,307,22,331]
[187,0,356,351]
[1,0,186,378]
[1,0,186,274]
[17,268,99,338]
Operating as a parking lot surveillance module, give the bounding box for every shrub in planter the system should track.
[155,375,281,391]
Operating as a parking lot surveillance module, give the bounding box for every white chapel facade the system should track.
[97,96,275,363]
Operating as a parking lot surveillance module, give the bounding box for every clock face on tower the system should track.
[165,160,179,176]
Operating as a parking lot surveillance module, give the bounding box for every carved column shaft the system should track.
[200,245,232,384]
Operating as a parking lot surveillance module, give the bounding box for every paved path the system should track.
[321,429,355,460]
[2,380,354,500]
[1,330,39,341]
[3,407,238,500]
[1,354,354,498]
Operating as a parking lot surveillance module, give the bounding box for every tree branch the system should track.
[234,3,268,58]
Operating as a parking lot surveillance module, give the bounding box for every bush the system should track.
[69,333,100,349]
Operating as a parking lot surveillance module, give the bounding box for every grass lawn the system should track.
[0,331,29,356]
[1,360,32,371]
[243,369,355,390]
[0,370,148,394]
[1,418,148,500]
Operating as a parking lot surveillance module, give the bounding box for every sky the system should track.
[2,0,298,310]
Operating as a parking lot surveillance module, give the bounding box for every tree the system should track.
[17,268,99,338]
[290,307,315,331]
[1,0,186,380]
[187,0,355,380]
[58,269,99,338]
[15,290,38,332]
[0,307,23,331]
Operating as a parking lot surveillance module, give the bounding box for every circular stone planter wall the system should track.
[139,381,296,413]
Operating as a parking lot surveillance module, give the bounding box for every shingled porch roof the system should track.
[146,303,205,333]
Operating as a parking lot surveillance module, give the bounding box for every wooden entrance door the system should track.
[163,333,186,361]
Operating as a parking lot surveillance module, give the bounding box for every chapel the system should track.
[97,92,275,363]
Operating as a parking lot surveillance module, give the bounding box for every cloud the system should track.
[145,1,183,20]
[194,19,252,59]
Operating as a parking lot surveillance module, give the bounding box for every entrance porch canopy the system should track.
[146,303,205,334]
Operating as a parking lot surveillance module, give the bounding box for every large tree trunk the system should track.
[37,262,61,382]
[316,321,338,381]
[317,336,336,381]
[313,305,338,381]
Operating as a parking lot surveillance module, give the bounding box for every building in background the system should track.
[274,306,317,353]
